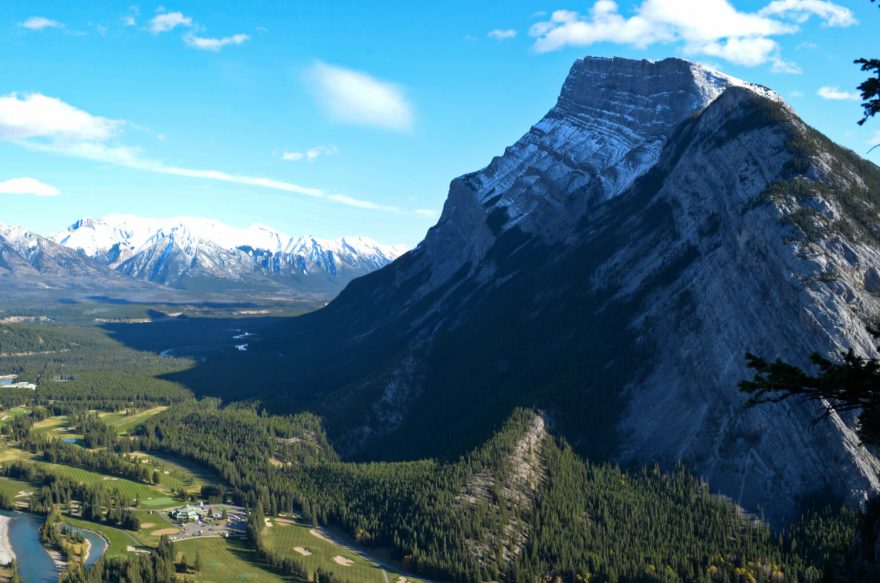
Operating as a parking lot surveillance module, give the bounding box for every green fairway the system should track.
[174,536,291,583]
[262,518,422,583]
[62,515,141,559]
[0,407,30,428]
[39,461,174,504]
[136,452,220,495]
[99,406,168,435]
[0,475,33,503]
[139,495,179,509]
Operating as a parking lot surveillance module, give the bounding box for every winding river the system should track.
[0,511,108,581]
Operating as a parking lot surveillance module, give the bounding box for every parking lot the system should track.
[168,503,249,541]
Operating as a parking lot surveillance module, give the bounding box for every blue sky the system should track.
[0,0,878,246]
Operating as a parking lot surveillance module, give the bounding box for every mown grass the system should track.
[262,518,420,583]
[38,462,172,505]
[62,515,141,559]
[0,407,30,428]
[133,452,218,495]
[99,406,168,435]
[0,475,33,501]
[174,536,291,583]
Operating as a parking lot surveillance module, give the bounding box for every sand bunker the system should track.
[293,546,312,556]
[140,522,156,529]
[102,476,118,481]
[309,528,330,542]
[397,578,409,583]
[333,556,354,567]
[151,528,179,536]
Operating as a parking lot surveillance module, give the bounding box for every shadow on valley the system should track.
[99,160,687,468]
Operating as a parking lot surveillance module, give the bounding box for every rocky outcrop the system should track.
[252,57,880,521]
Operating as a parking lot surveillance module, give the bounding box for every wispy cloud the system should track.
[149,11,191,33]
[183,32,249,51]
[307,62,414,131]
[281,145,339,162]
[869,131,880,146]
[122,6,139,27]
[0,177,60,197]
[488,29,517,40]
[0,92,426,216]
[529,0,854,71]
[817,86,861,100]
[0,93,121,141]
[19,16,63,31]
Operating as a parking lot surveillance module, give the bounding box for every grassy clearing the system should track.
[0,442,34,463]
[0,407,30,428]
[0,475,33,501]
[263,518,420,583]
[99,406,168,435]
[39,462,172,504]
[137,452,219,495]
[62,515,141,560]
[174,536,290,583]
[31,415,70,435]
[132,508,181,546]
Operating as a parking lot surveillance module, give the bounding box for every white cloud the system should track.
[529,0,854,70]
[282,145,339,162]
[149,11,191,33]
[0,92,423,215]
[770,57,802,73]
[307,62,414,131]
[19,17,63,30]
[817,86,861,100]
[122,5,139,26]
[414,208,438,218]
[759,0,856,27]
[0,177,60,197]
[488,29,517,40]
[183,33,249,51]
[0,93,121,141]
[870,131,880,146]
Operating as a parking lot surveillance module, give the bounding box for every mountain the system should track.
[183,56,880,521]
[0,224,132,290]
[52,216,408,293]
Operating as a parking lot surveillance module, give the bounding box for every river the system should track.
[0,511,108,581]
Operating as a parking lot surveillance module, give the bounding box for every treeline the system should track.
[0,461,140,531]
[135,403,858,582]
[61,535,178,583]
[247,503,355,583]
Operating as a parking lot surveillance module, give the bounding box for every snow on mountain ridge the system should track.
[50,215,407,290]
[53,215,406,259]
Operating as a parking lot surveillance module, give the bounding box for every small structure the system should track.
[7,382,36,390]
[171,504,202,523]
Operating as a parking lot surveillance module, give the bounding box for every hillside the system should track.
[162,57,880,522]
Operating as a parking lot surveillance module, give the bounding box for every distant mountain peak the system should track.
[51,215,407,292]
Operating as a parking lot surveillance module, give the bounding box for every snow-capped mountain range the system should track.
[48,216,407,291]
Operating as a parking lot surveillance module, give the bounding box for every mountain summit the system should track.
[186,57,880,520]
[52,215,407,293]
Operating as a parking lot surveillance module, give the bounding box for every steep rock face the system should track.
[216,57,880,520]
[53,216,406,293]
[0,225,130,289]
